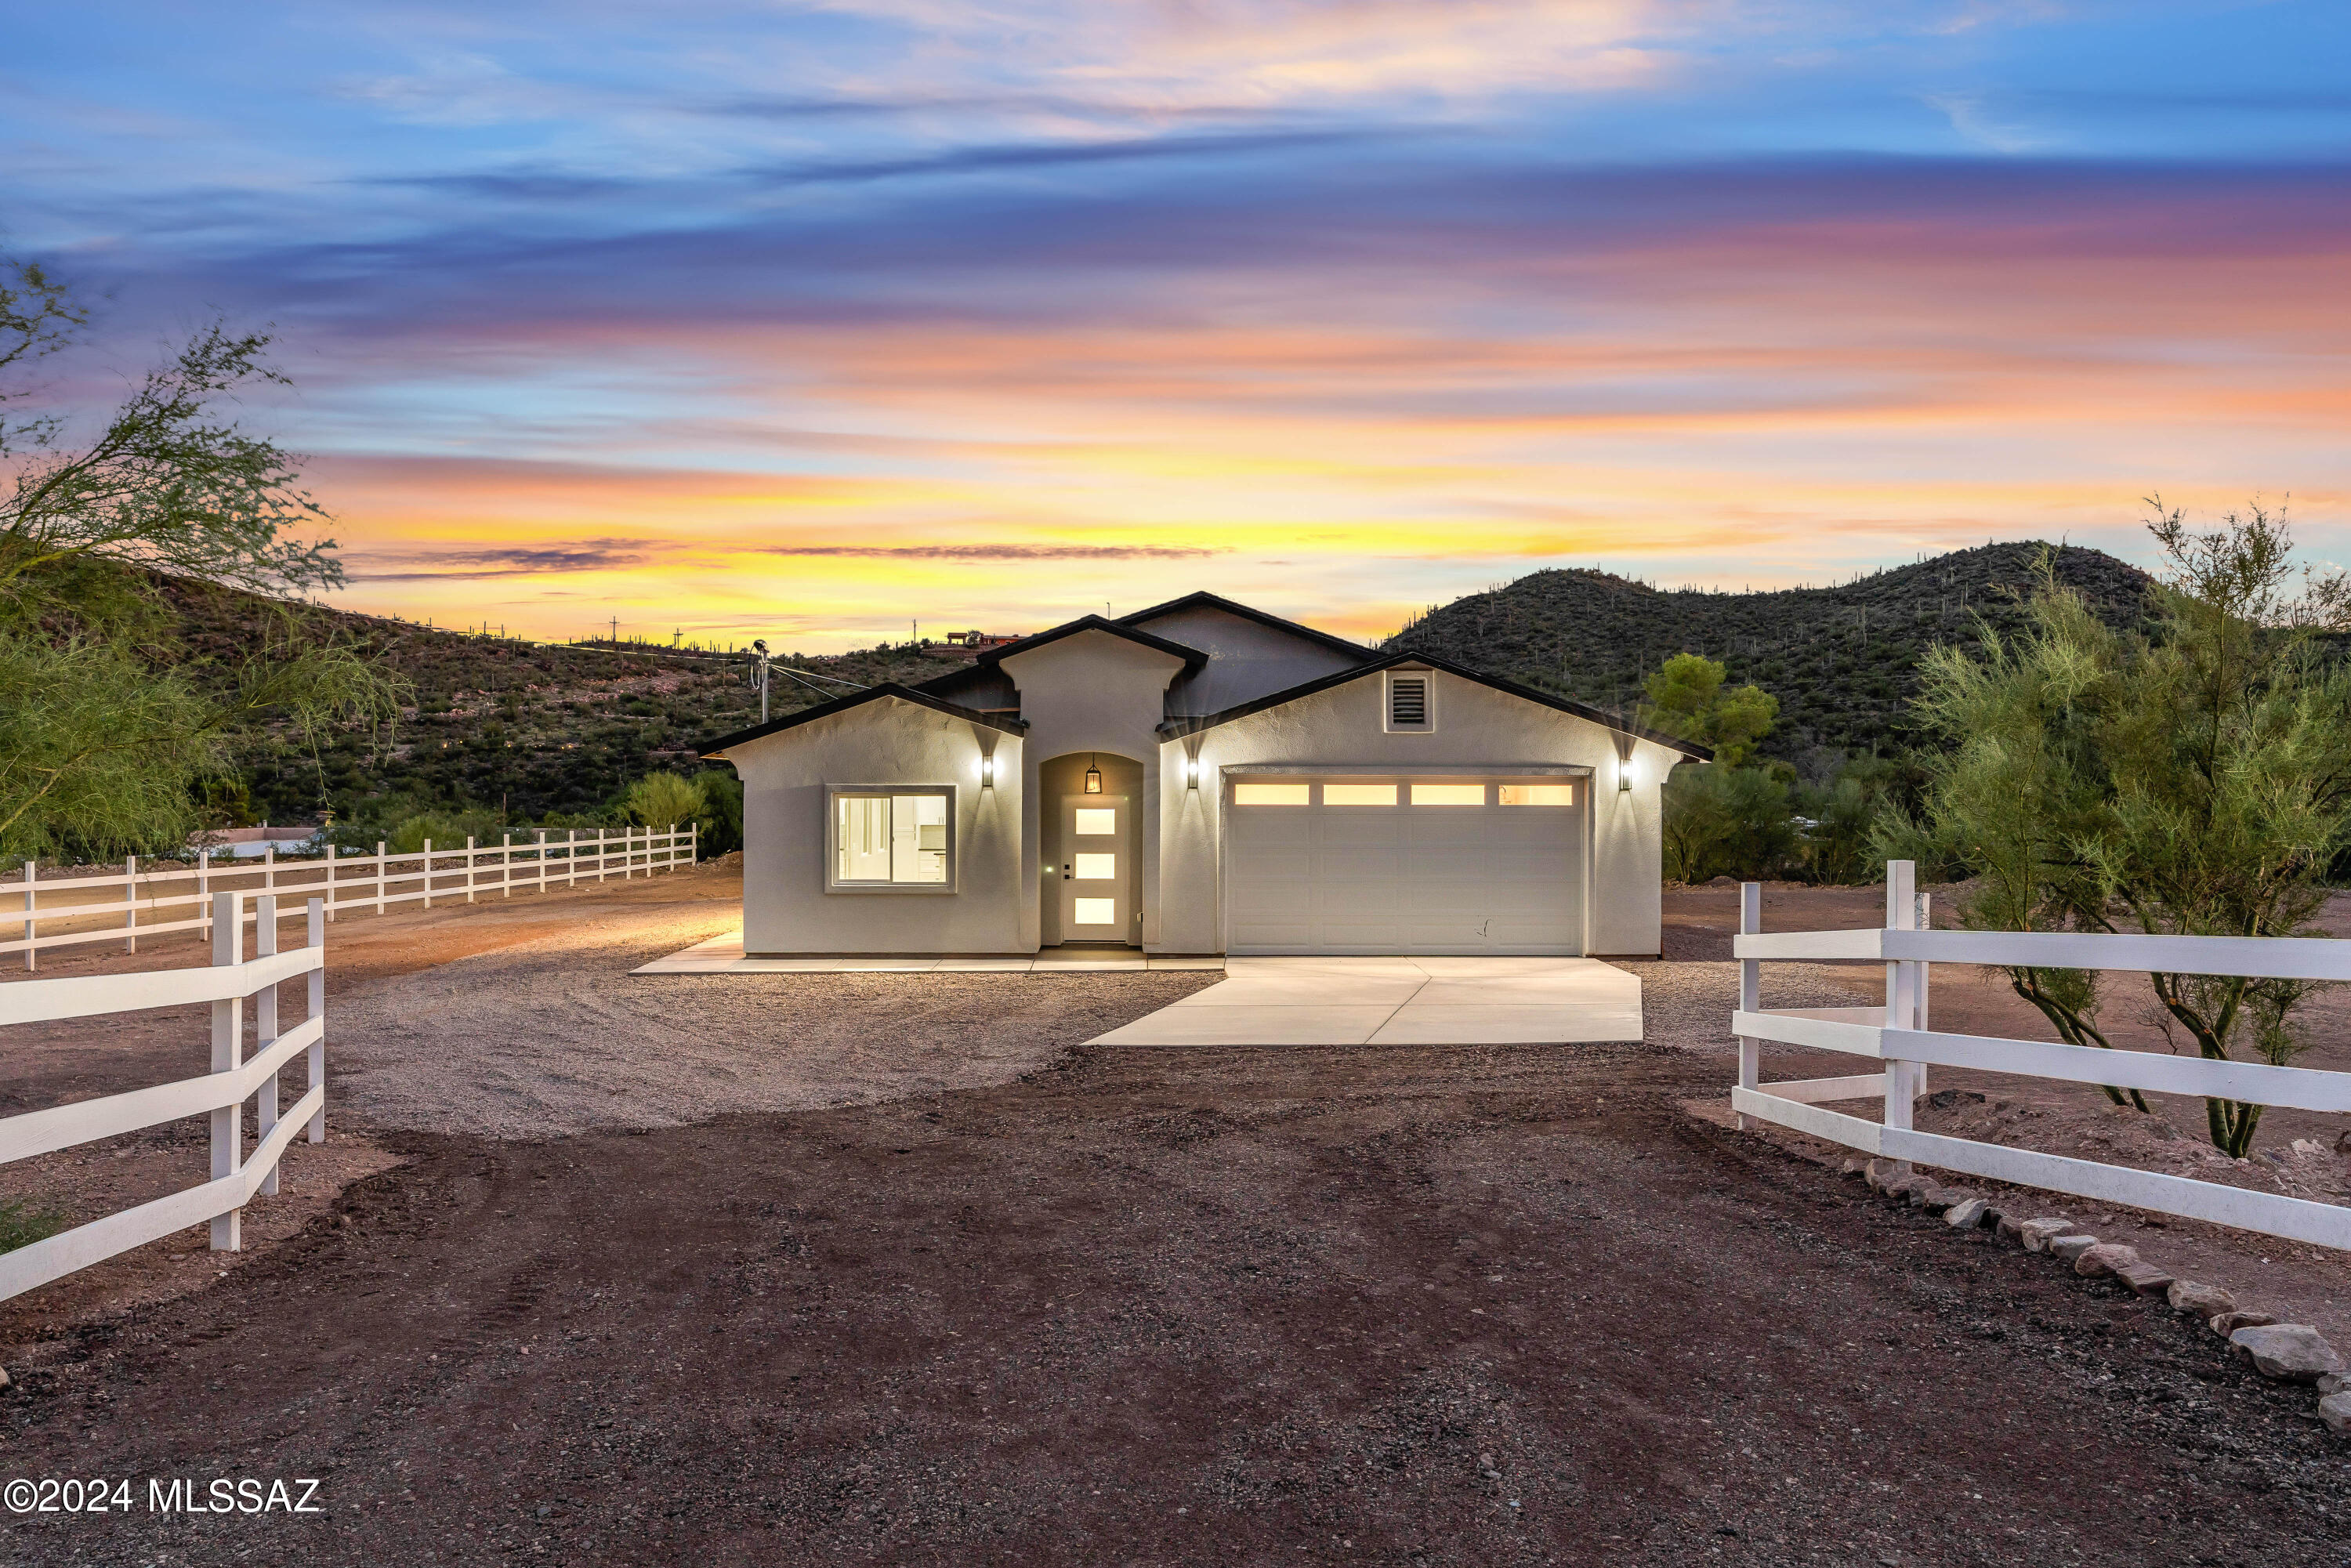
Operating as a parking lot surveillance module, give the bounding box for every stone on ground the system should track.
[2049,1234,2099,1263]
[2230,1324,2345,1383]
[1944,1198,1991,1229]
[1995,1211,2025,1244]
[2320,1372,2347,1397]
[2167,1280,2234,1317]
[2020,1219,2074,1252]
[2073,1242,2142,1278]
[2212,1310,2276,1337]
[2320,1392,2351,1435]
[2114,1262,2175,1297]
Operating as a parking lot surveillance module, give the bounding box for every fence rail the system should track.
[9,824,694,969]
[0,893,327,1302]
[1730,861,2351,1253]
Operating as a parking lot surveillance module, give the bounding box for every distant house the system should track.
[700,592,1704,958]
[190,824,323,860]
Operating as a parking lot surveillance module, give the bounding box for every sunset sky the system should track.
[9,2,2347,651]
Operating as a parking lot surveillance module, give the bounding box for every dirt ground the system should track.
[1646,879,2351,1346]
[1,875,2347,1564]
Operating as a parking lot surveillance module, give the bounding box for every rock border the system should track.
[1842,1156,2349,1435]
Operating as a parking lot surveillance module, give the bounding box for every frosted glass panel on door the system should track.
[1074,808,1118,835]
[1073,897,1118,925]
[1499,784,1575,806]
[1074,853,1118,881]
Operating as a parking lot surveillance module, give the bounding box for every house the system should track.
[697,593,1706,958]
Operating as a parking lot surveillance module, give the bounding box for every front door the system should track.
[1058,794,1129,945]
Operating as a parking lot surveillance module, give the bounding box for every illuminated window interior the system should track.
[835,792,949,884]
[1233,782,1310,806]
[1409,783,1485,806]
[1499,784,1575,806]
[1074,807,1118,835]
[1322,783,1398,806]
[1073,897,1117,925]
[1074,853,1118,880]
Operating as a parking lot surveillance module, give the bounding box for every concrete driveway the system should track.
[1085,956,1642,1046]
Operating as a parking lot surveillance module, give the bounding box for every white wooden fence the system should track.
[0,893,327,1302]
[1732,860,2351,1252]
[9,824,694,970]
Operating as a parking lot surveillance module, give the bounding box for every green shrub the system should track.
[0,1197,67,1255]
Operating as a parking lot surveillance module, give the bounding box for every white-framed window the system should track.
[828,787,955,891]
[1384,669,1435,733]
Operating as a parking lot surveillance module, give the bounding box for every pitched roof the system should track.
[1117,591,1375,660]
[1154,648,1711,759]
[698,683,1027,758]
[969,614,1207,669]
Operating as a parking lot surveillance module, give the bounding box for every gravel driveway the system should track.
[331,898,1221,1139]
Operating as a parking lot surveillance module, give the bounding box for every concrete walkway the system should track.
[634,932,1223,974]
[1086,956,1643,1046]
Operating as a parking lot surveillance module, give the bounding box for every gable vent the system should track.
[1386,672,1433,732]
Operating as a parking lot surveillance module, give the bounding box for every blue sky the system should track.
[7,2,2347,646]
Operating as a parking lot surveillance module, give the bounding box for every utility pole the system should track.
[610,615,618,647]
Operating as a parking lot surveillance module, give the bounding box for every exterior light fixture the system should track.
[981,752,995,789]
[1619,755,1633,792]
[1084,755,1103,794]
[1185,755,1200,791]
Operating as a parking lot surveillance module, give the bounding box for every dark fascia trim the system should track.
[699,683,1028,758]
[971,614,1208,671]
[1117,590,1375,660]
[1154,650,1712,759]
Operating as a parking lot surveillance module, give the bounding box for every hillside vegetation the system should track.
[164,577,965,827]
[179,541,2162,831]
[1384,542,2157,766]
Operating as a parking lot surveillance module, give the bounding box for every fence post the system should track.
[375,842,388,916]
[502,833,513,898]
[197,849,210,944]
[264,843,276,902]
[254,895,281,1197]
[210,892,246,1251]
[306,897,327,1143]
[325,843,339,922]
[1737,882,1761,1131]
[690,821,697,867]
[465,836,477,904]
[597,827,607,883]
[567,829,578,889]
[1915,890,1931,1094]
[423,839,433,910]
[19,860,34,973]
[537,830,548,895]
[1883,860,1919,1164]
[125,853,138,954]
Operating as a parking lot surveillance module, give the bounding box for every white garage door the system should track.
[1223,777,1587,955]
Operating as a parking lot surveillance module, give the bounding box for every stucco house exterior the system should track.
[698,593,1706,958]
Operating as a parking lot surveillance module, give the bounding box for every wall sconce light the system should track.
[1618,754,1633,792]
[1185,754,1201,791]
[981,752,995,789]
[1084,755,1103,794]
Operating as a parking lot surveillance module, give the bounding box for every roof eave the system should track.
[698,683,1029,759]
[974,614,1208,671]
[1155,650,1710,760]
[1117,590,1375,660]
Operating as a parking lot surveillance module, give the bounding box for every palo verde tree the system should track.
[0,253,405,861]
[1643,653,1793,882]
[1882,502,2351,1153]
